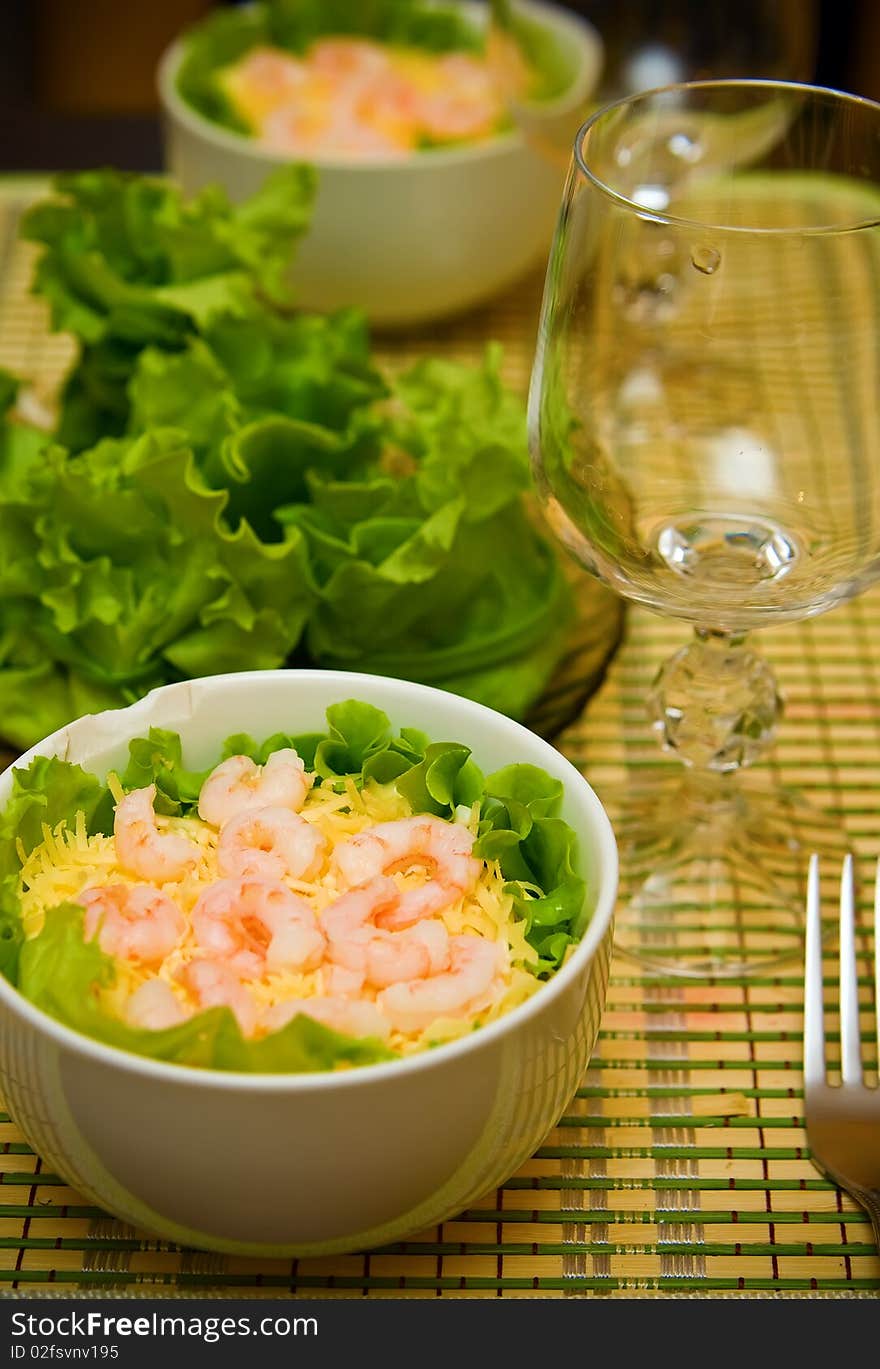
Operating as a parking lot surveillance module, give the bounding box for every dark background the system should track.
[0,0,877,173]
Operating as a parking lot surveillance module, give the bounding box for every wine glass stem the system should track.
[647,626,782,774]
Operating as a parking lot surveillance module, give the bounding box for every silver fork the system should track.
[804,853,880,1250]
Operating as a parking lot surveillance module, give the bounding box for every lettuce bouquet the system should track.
[0,166,572,752]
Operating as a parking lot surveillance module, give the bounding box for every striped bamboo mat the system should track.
[0,185,878,1298]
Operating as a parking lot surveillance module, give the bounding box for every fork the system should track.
[803,853,880,1250]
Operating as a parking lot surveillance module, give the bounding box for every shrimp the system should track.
[320,875,400,943]
[262,995,391,1042]
[234,47,307,99]
[179,958,258,1038]
[197,749,312,828]
[322,963,366,997]
[416,53,502,141]
[377,934,504,1034]
[320,876,450,988]
[113,784,199,883]
[331,816,481,929]
[192,877,325,976]
[262,102,411,158]
[309,37,390,85]
[78,883,185,966]
[124,979,190,1031]
[217,806,328,883]
[365,920,450,989]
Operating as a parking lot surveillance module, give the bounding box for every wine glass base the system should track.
[598,774,849,978]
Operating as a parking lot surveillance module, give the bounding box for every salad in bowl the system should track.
[0,670,617,1255]
[7,697,588,1072]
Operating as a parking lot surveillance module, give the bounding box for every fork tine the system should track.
[839,854,863,1086]
[803,853,826,1086]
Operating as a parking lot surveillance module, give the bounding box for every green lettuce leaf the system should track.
[265,0,483,53]
[0,373,50,494]
[278,349,573,718]
[0,428,316,748]
[0,754,113,880]
[118,727,209,817]
[395,742,483,817]
[23,167,316,448]
[476,762,586,973]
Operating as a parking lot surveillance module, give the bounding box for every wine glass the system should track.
[528,80,880,977]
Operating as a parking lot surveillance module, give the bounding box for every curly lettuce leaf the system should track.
[275,349,573,719]
[0,373,51,495]
[476,762,586,974]
[0,755,113,881]
[126,312,386,502]
[24,166,315,327]
[395,742,483,816]
[265,0,483,53]
[118,727,209,817]
[204,307,386,435]
[300,499,572,714]
[0,428,315,748]
[24,167,315,448]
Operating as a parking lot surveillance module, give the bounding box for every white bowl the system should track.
[0,670,617,1256]
[157,2,603,326]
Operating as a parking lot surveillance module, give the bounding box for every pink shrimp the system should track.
[262,995,391,1041]
[416,53,502,141]
[191,877,325,976]
[365,921,450,989]
[217,806,328,882]
[197,749,312,828]
[179,958,258,1038]
[331,817,481,929]
[308,37,390,85]
[233,46,308,101]
[377,934,505,1034]
[124,979,191,1031]
[320,876,450,988]
[261,102,411,158]
[78,883,185,966]
[113,785,199,883]
[322,963,366,997]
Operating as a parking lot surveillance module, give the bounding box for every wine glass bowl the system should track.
[528,81,880,975]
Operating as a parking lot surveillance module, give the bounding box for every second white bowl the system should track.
[157,1,603,326]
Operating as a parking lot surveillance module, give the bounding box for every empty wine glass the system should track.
[528,80,880,976]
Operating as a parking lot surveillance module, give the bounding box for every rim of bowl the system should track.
[156,0,601,173]
[573,78,880,237]
[0,670,619,1093]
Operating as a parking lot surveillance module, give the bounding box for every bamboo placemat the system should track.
[0,184,878,1298]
